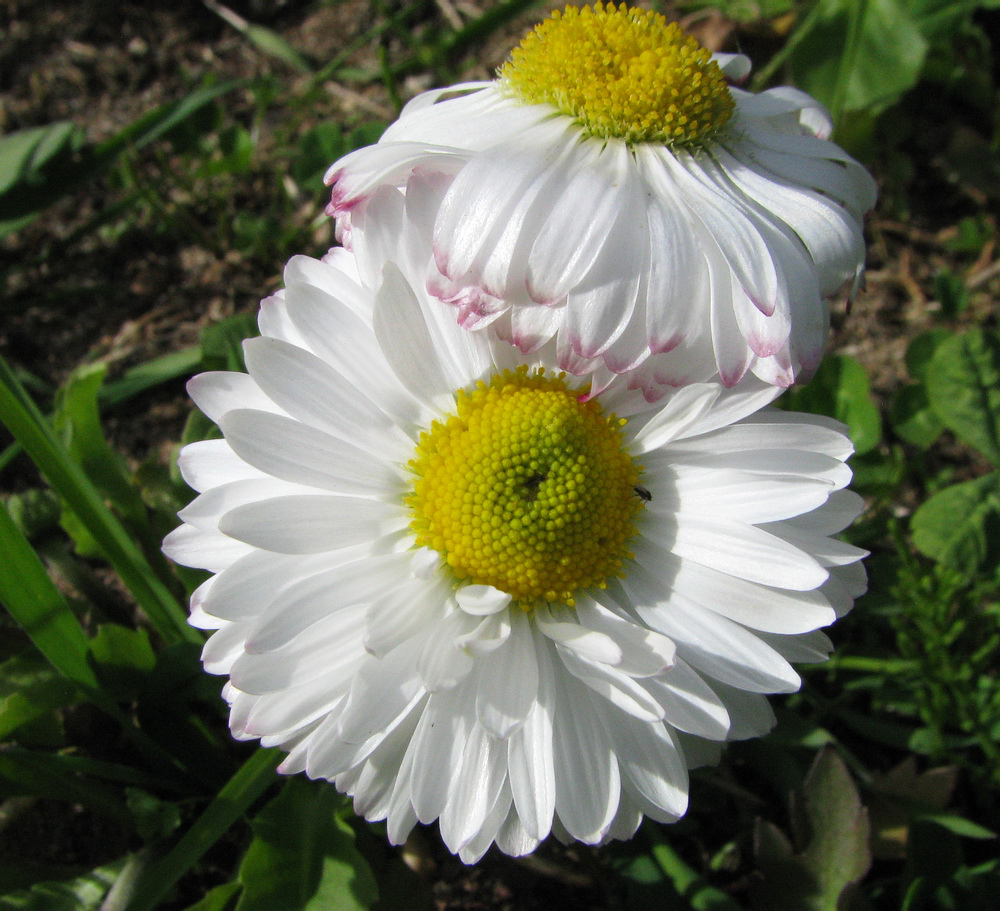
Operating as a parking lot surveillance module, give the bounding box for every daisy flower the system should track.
[326,3,876,394]
[164,183,867,863]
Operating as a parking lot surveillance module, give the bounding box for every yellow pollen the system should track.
[499,3,734,147]
[407,367,644,609]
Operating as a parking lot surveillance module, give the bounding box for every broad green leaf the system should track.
[890,383,944,448]
[89,624,157,696]
[905,329,952,381]
[126,788,183,841]
[782,355,882,455]
[926,330,1000,465]
[236,779,377,911]
[786,0,928,121]
[0,860,125,911]
[0,651,78,740]
[912,473,1000,573]
[3,489,59,542]
[750,747,871,911]
[797,749,871,902]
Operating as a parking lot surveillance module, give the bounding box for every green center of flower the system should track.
[499,2,734,148]
[407,367,643,608]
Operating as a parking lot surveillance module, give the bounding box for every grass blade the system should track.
[0,353,198,646]
[123,749,282,911]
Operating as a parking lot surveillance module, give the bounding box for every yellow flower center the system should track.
[407,368,643,608]
[499,3,734,148]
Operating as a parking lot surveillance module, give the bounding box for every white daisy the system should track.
[163,183,867,863]
[325,3,876,395]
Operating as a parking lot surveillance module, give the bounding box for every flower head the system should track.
[164,184,867,862]
[326,3,876,396]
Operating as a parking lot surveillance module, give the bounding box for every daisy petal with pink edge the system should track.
[326,3,875,396]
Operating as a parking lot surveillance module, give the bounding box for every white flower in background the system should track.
[163,184,867,863]
[326,3,876,396]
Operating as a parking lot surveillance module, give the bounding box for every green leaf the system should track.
[785,0,928,121]
[291,124,347,197]
[126,788,183,842]
[933,269,970,318]
[926,330,1000,465]
[54,363,145,524]
[797,748,872,907]
[912,810,997,840]
[95,80,242,159]
[911,473,1000,573]
[122,749,282,911]
[0,750,130,822]
[236,779,377,911]
[0,82,240,238]
[0,860,125,911]
[100,346,202,410]
[201,314,260,373]
[0,122,86,236]
[0,651,79,741]
[183,883,241,911]
[890,383,944,448]
[89,624,157,696]
[0,500,99,694]
[750,747,871,911]
[905,329,953,381]
[0,122,81,195]
[646,826,742,911]
[4,489,60,541]
[0,354,196,646]
[782,355,882,455]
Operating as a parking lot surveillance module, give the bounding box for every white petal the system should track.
[475,610,538,738]
[600,711,689,820]
[243,337,411,459]
[177,439,265,493]
[187,372,282,423]
[644,658,730,740]
[663,512,828,591]
[439,724,506,853]
[220,409,400,496]
[456,585,512,616]
[535,605,622,665]
[507,634,556,841]
[218,495,401,554]
[551,671,620,842]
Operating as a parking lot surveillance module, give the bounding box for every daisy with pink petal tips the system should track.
[326,3,876,398]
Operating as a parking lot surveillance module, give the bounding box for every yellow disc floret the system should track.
[500,3,734,147]
[407,368,644,608]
